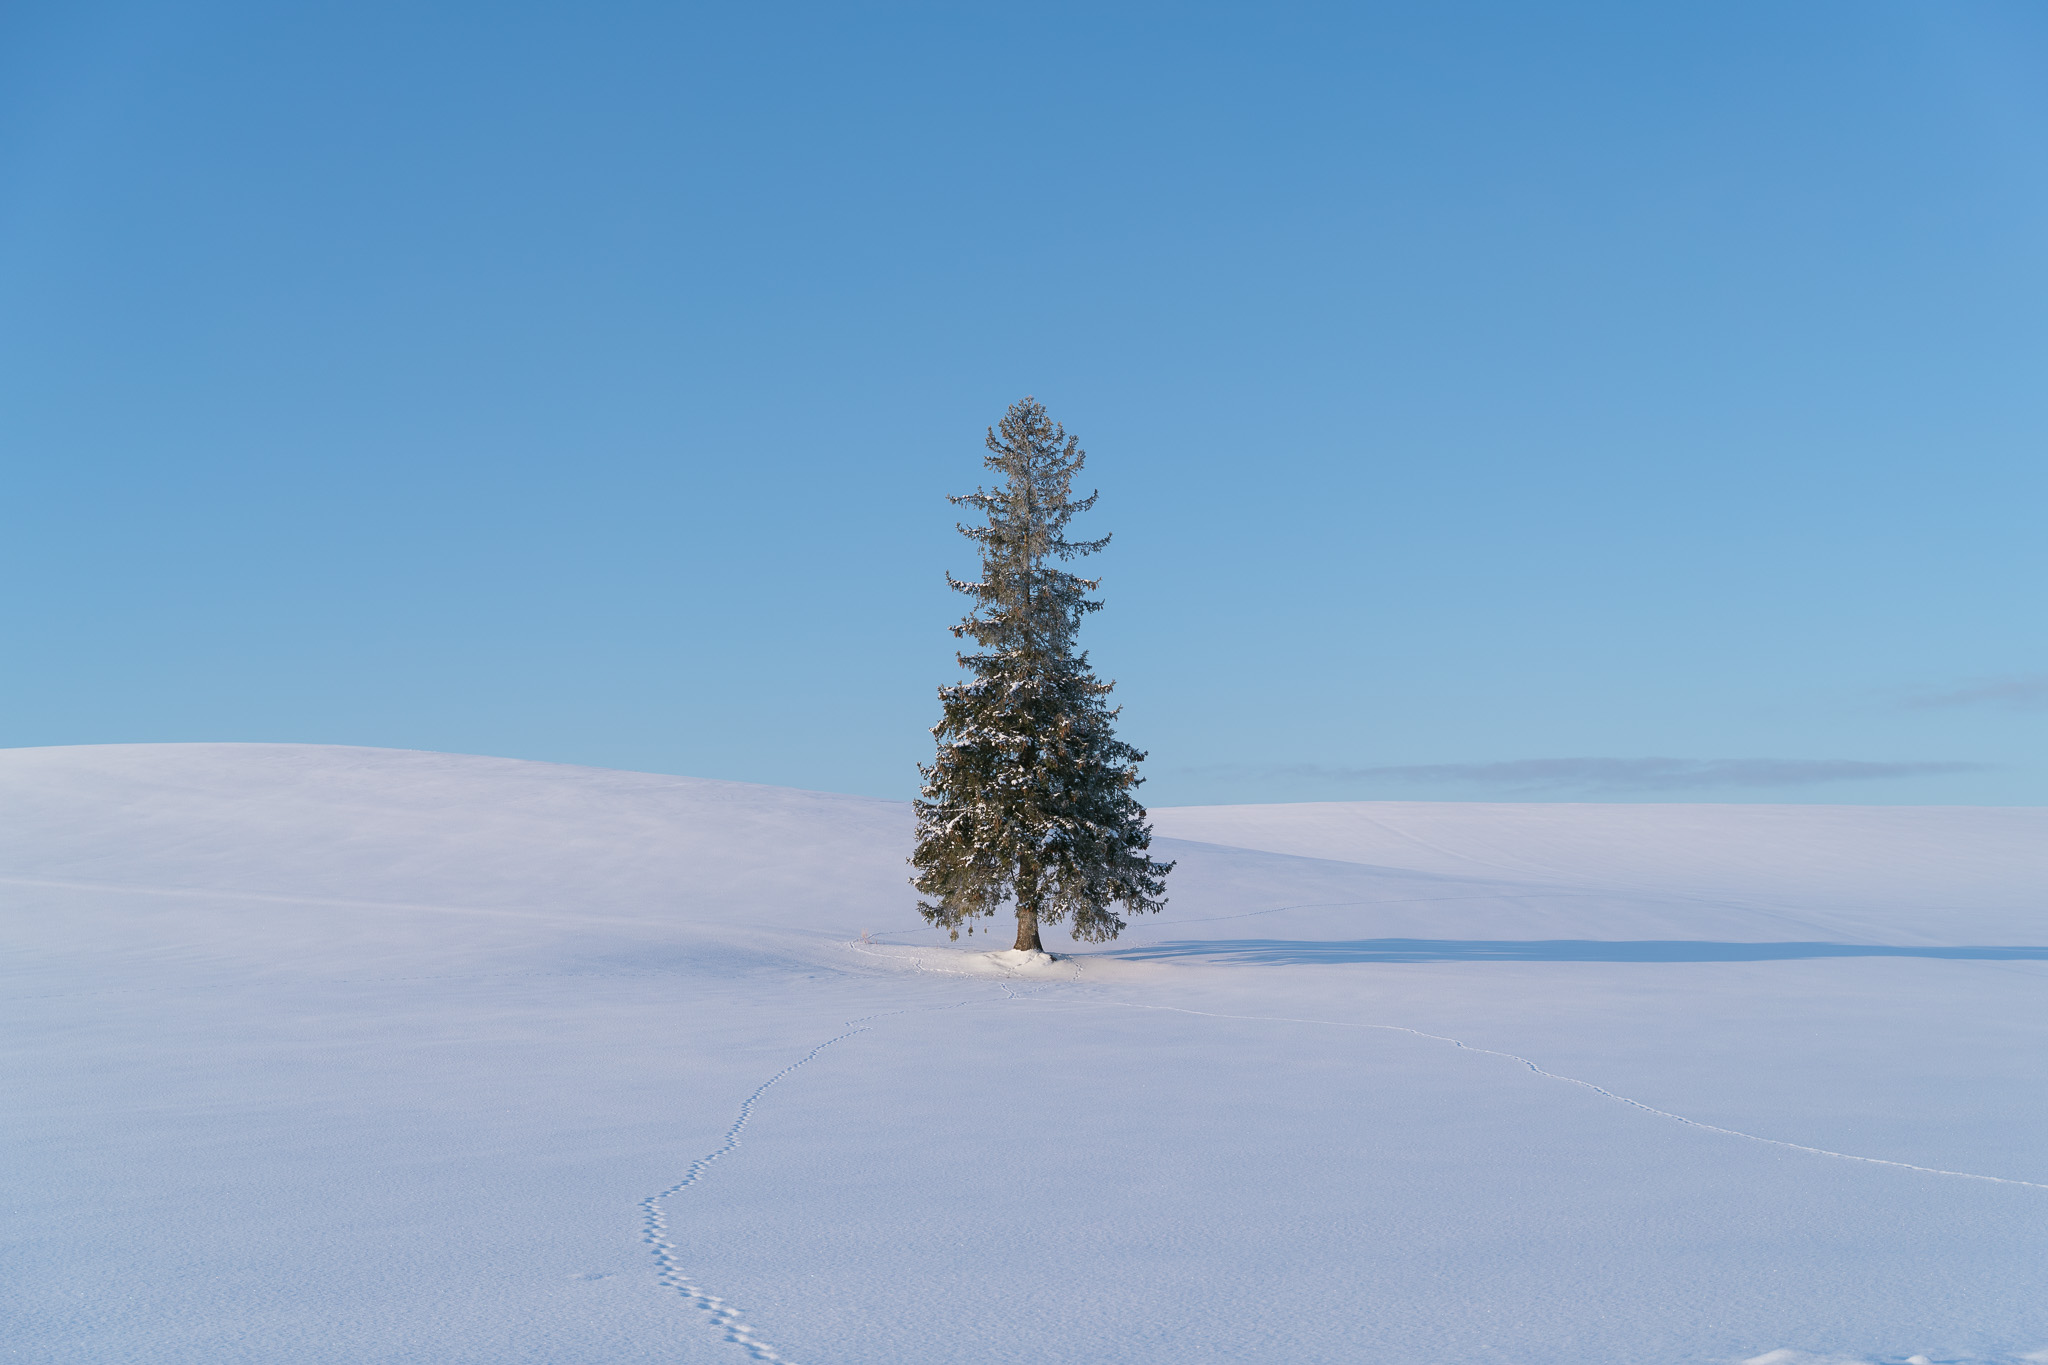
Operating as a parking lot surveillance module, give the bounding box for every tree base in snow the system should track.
[983,948,1062,970]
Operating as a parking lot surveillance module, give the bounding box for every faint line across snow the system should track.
[852,940,2048,1191]
[1086,998,2048,1193]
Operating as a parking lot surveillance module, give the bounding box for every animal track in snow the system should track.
[1092,999,2048,1193]
[638,985,1023,1363]
[639,1020,880,1364]
[855,942,2048,1192]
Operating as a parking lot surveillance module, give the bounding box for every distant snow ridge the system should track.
[640,1019,882,1364]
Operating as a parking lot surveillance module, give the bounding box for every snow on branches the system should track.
[911,398,1171,952]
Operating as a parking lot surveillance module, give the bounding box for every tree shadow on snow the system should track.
[1098,939,2048,965]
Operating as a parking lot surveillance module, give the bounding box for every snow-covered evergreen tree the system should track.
[912,397,1171,952]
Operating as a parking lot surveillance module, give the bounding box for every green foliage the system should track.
[911,397,1172,944]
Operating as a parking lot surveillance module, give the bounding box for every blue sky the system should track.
[4,0,2046,804]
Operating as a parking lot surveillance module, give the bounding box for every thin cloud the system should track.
[1907,674,2048,711]
[1193,757,1991,795]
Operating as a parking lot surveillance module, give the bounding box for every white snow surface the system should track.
[5,743,2047,1365]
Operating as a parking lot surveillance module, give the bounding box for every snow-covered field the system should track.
[5,744,2046,1365]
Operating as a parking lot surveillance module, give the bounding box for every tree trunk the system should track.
[1013,901,1044,953]
[1013,855,1046,953]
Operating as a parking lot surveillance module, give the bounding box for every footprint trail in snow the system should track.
[639,977,1056,1363]
[1089,999,2048,1193]
[639,1020,880,1364]
[848,943,2048,1192]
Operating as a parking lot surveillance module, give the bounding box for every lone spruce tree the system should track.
[912,397,1171,953]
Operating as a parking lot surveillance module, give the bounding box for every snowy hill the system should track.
[5,744,2046,1365]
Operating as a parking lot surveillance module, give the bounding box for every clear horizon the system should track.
[5,1,2046,806]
